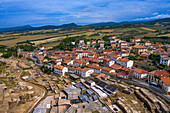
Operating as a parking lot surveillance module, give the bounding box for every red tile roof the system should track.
[91,73,99,76]
[35,52,39,55]
[54,65,65,70]
[75,68,83,71]
[102,67,113,72]
[82,68,91,72]
[130,53,135,56]
[110,72,117,76]
[132,46,147,49]
[160,52,169,55]
[88,52,95,55]
[96,73,108,79]
[121,57,130,62]
[74,59,87,64]
[117,72,127,76]
[87,65,103,69]
[134,68,148,74]
[64,60,72,64]
[121,67,129,72]
[124,51,129,53]
[38,56,44,61]
[82,58,90,61]
[149,69,170,77]
[161,78,170,86]
[79,50,91,53]
[110,64,122,70]
[103,50,113,52]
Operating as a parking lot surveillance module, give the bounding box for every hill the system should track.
[0,25,33,33]
[1,18,170,33]
[145,18,170,25]
[87,21,146,27]
[87,22,117,27]
[87,18,170,27]
[0,23,78,33]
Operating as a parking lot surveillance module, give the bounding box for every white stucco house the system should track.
[75,68,83,75]
[81,68,94,78]
[87,65,102,74]
[106,59,115,67]
[160,57,170,66]
[79,40,84,44]
[109,55,121,62]
[160,78,170,95]
[64,60,73,65]
[73,59,89,67]
[133,68,148,79]
[117,57,133,68]
[54,65,68,76]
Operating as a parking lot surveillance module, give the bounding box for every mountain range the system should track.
[0,18,170,33]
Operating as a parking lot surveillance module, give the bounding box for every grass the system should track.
[157,33,170,37]
[55,79,61,83]
[113,28,141,33]
[105,32,122,36]
[84,33,104,39]
[0,79,10,86]
[134,32,157,38]
[31,36,67,45]
[0,34,60,46]
[0,29,87,46]
[0,77,8,79]
[42,42,60,47]
[140,27,156,31]
[23,67,32,70]
[96,29,114,33]
[8,78,17,86]
[22,71,29,76]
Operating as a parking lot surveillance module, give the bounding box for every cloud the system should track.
[0,0,170,27]
[152,12,158,15]
[134,14,170,21]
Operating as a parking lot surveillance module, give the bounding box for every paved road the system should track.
[28,57,43,66]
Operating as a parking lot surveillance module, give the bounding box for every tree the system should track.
[44,56,48,59]
[1,52,12,58]
[158,64,167,69]
[149,54,160,62]
[19,54,23,58]
[128,56,137,60]
[148,68,156,72]
[102,36,110,41]
[140,40,145,43]
[16,44,35,52]
[126,36,134,42]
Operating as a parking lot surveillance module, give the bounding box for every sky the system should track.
[0,0,170,27]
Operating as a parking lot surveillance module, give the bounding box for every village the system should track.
[0,36,170,113]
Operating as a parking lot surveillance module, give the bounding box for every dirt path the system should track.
[16,62,48,113]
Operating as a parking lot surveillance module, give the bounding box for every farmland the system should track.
[0,24,170,47]
[140,27,156,31]
[157,33,170,37]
